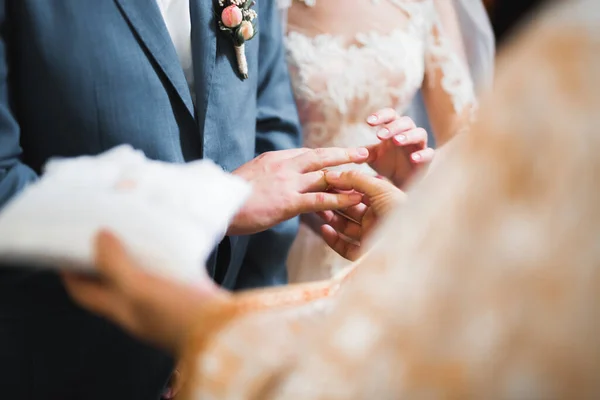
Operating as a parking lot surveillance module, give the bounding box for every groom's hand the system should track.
[228,147,370,235]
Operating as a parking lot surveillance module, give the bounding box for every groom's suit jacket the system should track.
[0,0,301,295]
[0,2,299,398]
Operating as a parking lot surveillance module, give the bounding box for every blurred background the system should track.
[485,0,545,46]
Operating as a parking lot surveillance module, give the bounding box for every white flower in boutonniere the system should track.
[218,0,258,80]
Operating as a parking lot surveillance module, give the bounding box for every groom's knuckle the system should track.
[280,196,294,213]
[347,170,360,181]
[342,148,351,161]
[263,162,275,174]
[302,149,321,168]
[273,193,292,216]
[315,192,327,205]
[257,151,270,161]
[272,168,288,183]
[270,159,288,174]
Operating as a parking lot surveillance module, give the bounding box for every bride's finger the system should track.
[325,170,399,200]
[318,211,362,241]
[298,192,363,214]
[321,225,361,261]
[377,117,418,141]
[300,172,365,195]
[410,147,435,164]
[318,202,368,225]
[366,108,398,126]
[316,210,335,223]
[392,127,428,149]
[337,203,368,223]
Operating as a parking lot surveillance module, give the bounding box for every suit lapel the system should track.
[114,0,195,118]
[190,0,218,140]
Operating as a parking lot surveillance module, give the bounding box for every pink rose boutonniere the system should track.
[218,0,258,80]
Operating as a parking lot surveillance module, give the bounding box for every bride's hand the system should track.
[61,230,227,353]
[319,171,405,261]
[366,108,435,188]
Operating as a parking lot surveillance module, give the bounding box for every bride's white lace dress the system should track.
[281,0,477,282]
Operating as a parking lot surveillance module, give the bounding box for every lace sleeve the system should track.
[424,0,475,114]
[422,0,477,143]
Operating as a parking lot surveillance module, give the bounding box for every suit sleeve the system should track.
[236,0,302,289]
[0,2,38,209]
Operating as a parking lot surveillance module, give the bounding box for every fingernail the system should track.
[412,153,421,161]
[327,171,341,179]
[394,135,406,144]
[367,115,378,124]
[357,148,369,157]
[377,128,391,139]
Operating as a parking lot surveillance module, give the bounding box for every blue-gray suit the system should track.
[0,0,300,398]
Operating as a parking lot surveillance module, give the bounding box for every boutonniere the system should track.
[218,0,258,80]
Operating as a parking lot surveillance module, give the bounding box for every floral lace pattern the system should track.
[285,0,475,283]
[286,28,425,148]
